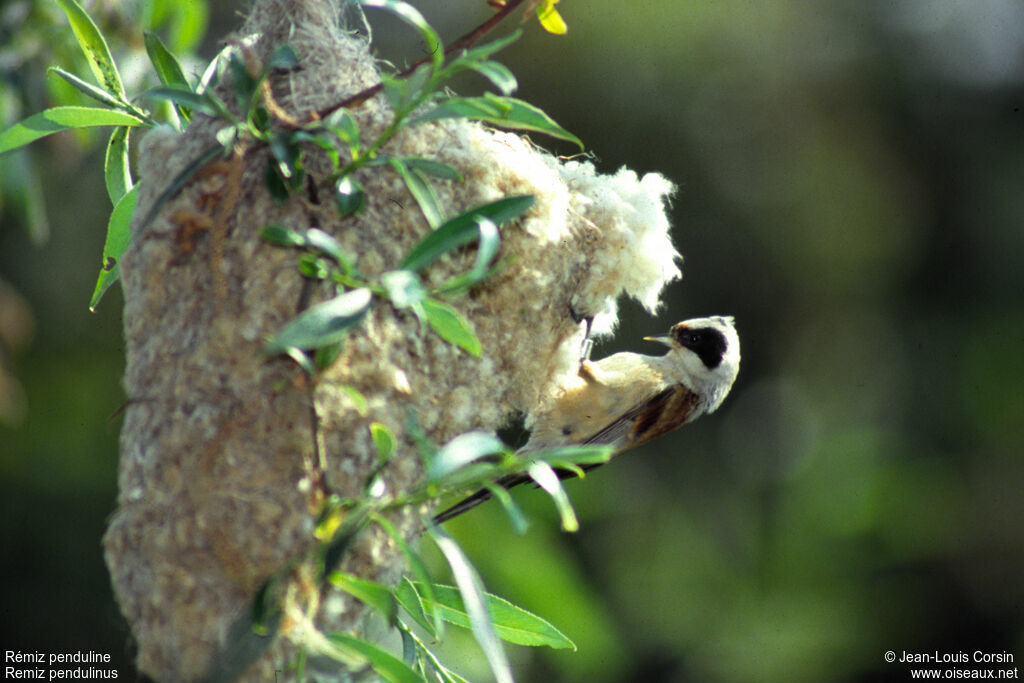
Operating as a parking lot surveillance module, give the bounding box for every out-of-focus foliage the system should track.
[2,1,1023,681]
[0,0,208,243]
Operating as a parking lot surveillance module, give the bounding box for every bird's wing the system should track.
[581,383,700,450]
[433,384,699,524]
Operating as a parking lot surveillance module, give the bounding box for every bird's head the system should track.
[645,316,741,412]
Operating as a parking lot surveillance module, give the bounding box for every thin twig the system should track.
[314,0,528,121]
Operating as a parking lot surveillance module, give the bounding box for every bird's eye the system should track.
[686,332,703,345]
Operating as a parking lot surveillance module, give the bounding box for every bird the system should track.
[433,316,741,523]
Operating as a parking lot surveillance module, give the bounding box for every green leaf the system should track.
[314,342,343,370]
[375,515,443,636]
[55,0,126,100]
[398,624,470,683]
[400,195,533,272]
[144,31,192,90]
[402,157,462,182]
[528,461,578,532]
[334,175,365,216]
[323,108,360,153]
[534,444,615,468]
[291,129,340,168]
[485,483,529,535]
[361,0,444,72]
[428,431,505,483]
[103,126,132,205]
[458,30,522,64]
[143,87,226,118]
[269,130,304,189]
[436,216,500,295]
[89,185,138,311]
[395,577,435,636]
[468,61,517,96]
[326,633,422,683]
[422,298,481,357]
[321,502,373,576]
[0,107,145,156]
[381,269,426,310]
[47,67,124,110]
[260,223,304,247]
[227,52,258,114]
[264,287,372,354]
[430,528,513,683]
[412,94,582,149]
[197,44,232,94]
[339,384,368,415]
[304,228,355,273]
[266,44,299,71]
[370,422,396,463]
[390,156,444,228]
[264,160,290,203]
[144,32,193,122]
[328,573,397,623]
[413,583,575,650]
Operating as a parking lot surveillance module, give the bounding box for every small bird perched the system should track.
[434,316,741,523]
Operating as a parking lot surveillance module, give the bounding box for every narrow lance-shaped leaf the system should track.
[264,287,372,354]
[326,633,422,683]
[394,577,436,636]
[48,67,125,110]
[260,223,304,247]
[370,422,396,463]
[144,31,192,89]
[535,444,616,468]
[361,0,444,73]
[458,29,522,64]
[143,87,228,119]
[390,157,444,229]
[437,216,501,294]
[402,157,462,182]
[55,0,126,99]
[303,228,356,274]
[398,624,470,683]
[422,298,481,357]
[328,573,397,623]
[528,460,578,532]
[334,174,364,217]
[411,94,582,149]
[0,107,145,157]
[430,527,514,683]
[89,185,138,311]
[104,126,132,205]
[467,60,517,96]
[412,583,575,650]
[484,482,529,535]
[381,269,426,310]
[400,195,534,272]
[375,515,443,636]
[144,31,193,122]
[428,431,505,483]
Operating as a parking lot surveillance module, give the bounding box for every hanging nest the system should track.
[103,0,680,678]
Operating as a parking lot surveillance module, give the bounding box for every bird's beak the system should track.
[643,335,674,348]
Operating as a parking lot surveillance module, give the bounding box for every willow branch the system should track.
[314,0,528,121]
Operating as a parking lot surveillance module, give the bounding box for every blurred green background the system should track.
[2,1,1023,680]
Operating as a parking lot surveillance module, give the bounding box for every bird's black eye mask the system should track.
[671,325,727,369]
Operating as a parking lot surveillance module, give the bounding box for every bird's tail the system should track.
[432,472,533,524]
[432,463,604,524]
